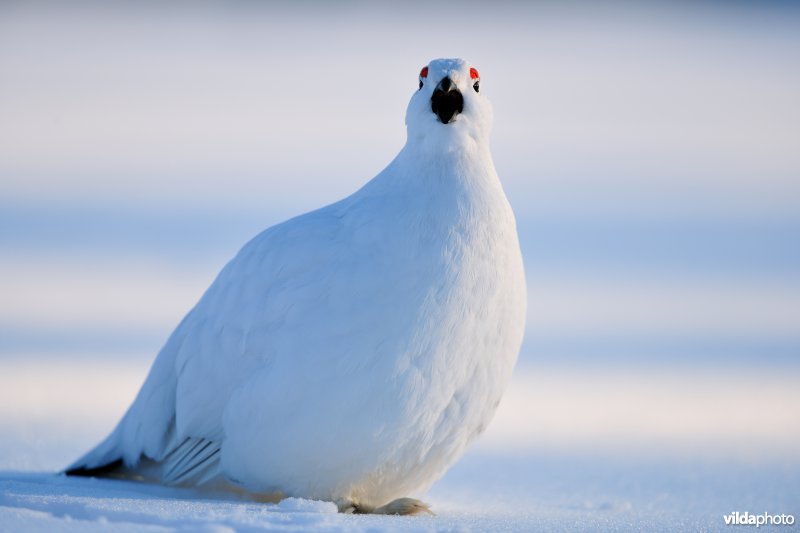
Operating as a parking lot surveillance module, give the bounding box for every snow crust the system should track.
[1,358,798,531]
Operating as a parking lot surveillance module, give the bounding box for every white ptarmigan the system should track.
[66,58,527,515]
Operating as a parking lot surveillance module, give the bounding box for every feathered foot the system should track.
[337,497,434,516]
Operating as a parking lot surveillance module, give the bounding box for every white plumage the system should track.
[67,58,526,514]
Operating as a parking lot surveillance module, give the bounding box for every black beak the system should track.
[431,77,463,124]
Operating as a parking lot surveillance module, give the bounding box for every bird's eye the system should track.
[470,67,480,93]
[418,66,428,91]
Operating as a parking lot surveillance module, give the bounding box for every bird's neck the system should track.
[396,141,499,193]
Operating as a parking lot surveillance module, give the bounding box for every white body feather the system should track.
[69,58,526,509]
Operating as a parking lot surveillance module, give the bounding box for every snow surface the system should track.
[2,453,799,532]
[1,357,798,531]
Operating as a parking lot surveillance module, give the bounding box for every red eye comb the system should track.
[470,67,479,80]
[420,66,428,78]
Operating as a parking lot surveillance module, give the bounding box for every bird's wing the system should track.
[172,190,432,445]
[172,202,362,441]
[69,202,359,473]
[68,189,431,478]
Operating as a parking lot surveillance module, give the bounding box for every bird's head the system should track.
[405,58,493,154]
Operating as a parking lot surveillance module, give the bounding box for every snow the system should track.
[1,357,798,531]
[2,453,798,531]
